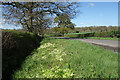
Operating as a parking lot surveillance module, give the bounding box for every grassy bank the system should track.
[86,37,120,41]
[13,38,118,78]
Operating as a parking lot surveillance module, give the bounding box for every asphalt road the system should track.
[74,39,119,48]
[52,37,120,52]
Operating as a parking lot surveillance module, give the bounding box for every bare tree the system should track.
[2,2,80,33]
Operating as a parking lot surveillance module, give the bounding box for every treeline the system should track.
[64,30,120,38]
[45,26,119,36]
[74,26,118,33]
[94,30,120,38]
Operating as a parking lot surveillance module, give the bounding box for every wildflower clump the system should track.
[39,43,55,49]
[13,41,74,78]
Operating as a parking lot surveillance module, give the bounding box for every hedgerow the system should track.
[2,30,43,79]
[64,32,94,38]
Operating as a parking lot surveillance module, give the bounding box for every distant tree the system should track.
[52,27,59,34]
[72,26,118,33]
[52,26,73,35]
[59,26,67,34]
[54,14,76,29]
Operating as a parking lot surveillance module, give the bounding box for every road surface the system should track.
[52,37,120,52]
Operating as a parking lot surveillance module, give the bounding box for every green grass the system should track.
[13,38,118,78]
[86,37,120,41]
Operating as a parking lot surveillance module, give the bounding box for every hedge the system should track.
[64,32,94,38]
[47,33,64,37]
[2,30,43,79]
[94,30,120,38]
[64,30,120,38]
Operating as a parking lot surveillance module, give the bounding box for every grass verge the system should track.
[86,37,120,41]
[13,38,118,78]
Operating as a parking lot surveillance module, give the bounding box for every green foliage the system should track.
[74,26,118,32]
[52,27,60,33]
[54,14,75,29]
[2,30,42,79]
[86,37,120,41]
[64,33,80,38]
[49,33,64,37]
[13,38,74,78]
[59,26,69,34]
[110,30,120,38]
[51,27,73,36]
[63,30,120,40]
[64,32,94,38]
[94,30,120,38]
[13,38,118,78]
[94,31,110,37]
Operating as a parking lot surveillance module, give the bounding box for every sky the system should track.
[0,2,118,29]
[71,2,118,27]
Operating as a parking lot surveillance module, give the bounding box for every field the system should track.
[13,38,118,78]
[64,32,94,38]
[86,37,120,41]
[50,30,120,41]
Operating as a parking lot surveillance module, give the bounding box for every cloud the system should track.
[0,25,3,28]
[89,3,95,7]
[80,22,84,25]
[2,18,9,22]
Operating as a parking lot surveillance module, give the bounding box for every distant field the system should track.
[51,30,120,40]
[64,32,94,38]
[13,38,118,78]
[86,37,120,41]
[64,31,120,41]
